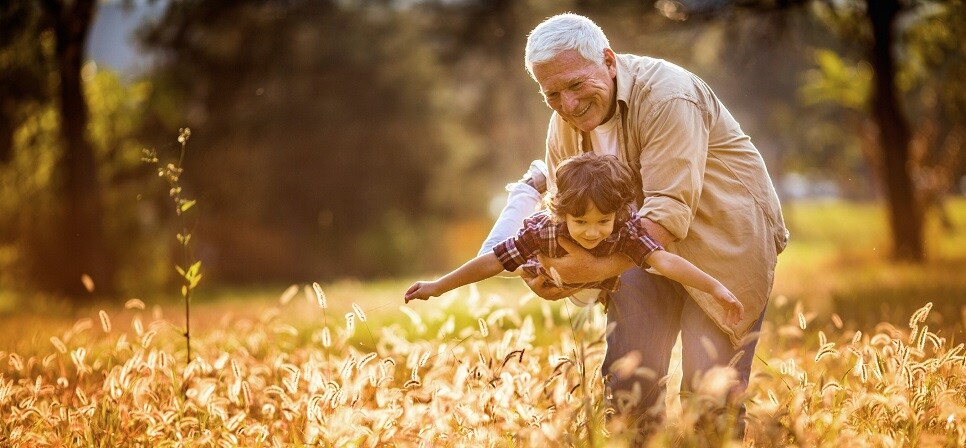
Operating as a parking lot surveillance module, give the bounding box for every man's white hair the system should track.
[525,13,610,78]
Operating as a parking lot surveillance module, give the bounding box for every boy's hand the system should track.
[712,284,745,327]
[405,281,439,303]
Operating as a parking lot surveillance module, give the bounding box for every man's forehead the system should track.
[537,66,593,92]
[535,49,605,82]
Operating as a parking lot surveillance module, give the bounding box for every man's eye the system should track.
[574,220,586,225]
[570,82,583,90]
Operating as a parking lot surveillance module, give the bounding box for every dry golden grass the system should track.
[1,282,964,447]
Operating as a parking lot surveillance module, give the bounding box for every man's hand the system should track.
[524,275,578,301]
[538,238,633,284]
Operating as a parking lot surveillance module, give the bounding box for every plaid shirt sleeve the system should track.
[492,213,552,272]
[615,216,664,269]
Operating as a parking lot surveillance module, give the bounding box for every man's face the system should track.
[532,48,618,133]
[565,201,616,250]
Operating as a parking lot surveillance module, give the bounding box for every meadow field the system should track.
[1,199,965,447]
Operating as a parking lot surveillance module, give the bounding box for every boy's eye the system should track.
[573,220,586,225]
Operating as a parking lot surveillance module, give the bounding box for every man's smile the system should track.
[571,103,591,118]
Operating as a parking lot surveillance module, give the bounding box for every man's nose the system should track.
[560,91,579,113]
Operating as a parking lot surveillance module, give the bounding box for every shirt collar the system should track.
[614,53,634,109]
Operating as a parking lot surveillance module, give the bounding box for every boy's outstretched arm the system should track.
[645,250,745,326]
[405,252,505,303]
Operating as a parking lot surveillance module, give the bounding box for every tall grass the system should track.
[1,284,963,446]
[1,199,964,445]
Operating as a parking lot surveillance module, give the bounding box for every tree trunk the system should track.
[44,0,115,297]
[0,118,13,164]
[866,0,924,262]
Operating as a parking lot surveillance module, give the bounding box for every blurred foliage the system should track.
[0,2,49,164]
[800,0,965,186]
[136,0,458,283]
[0,0,964,300]
[0,68,168,295]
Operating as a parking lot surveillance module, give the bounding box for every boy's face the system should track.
[565,201,616,249]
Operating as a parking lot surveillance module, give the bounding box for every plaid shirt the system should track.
[493,210,664,292]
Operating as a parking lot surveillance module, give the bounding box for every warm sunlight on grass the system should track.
[1,199,964,446]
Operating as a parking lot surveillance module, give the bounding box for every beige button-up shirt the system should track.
[545,54,788,345]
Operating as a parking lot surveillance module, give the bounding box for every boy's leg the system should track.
[679,298,767,436]
[602,268,688,423]
[477,160,548,256]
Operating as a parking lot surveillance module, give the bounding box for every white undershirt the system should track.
[589,110,620,157]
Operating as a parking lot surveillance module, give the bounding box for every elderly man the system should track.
[481,13,788,436]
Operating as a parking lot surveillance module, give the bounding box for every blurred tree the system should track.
[41,0,117,295]
[656,0,964,261]
[414,0,553,212]
[138,0,454,281]
[0,2,49,165]
[800,0,964,259]
[0,68,158,297]
[0,0,118,298]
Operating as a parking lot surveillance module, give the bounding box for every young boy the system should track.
[405,153,744,326]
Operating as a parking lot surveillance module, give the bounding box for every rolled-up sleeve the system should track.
[493,239,530,272]
[618,218,665,268]
[637,97,710,240]
[492,215,546,272]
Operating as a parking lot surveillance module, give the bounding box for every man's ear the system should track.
[603,48,617,77]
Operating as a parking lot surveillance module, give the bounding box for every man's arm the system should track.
[534,216,676,284]
[639,217,676,247]
[636,98,710,241]
[523,275,580,301]
[477,165,545,257]
[535,240,631,285]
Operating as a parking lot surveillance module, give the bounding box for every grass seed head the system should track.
[50,337,67,354]
[478,318,489,337]
[348,303,365,322]
[345,313,355,335]
[312,282,327,309]
[279,284,299,305]
[99,310,111,333]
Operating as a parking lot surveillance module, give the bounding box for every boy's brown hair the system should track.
[546,153,636,222]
